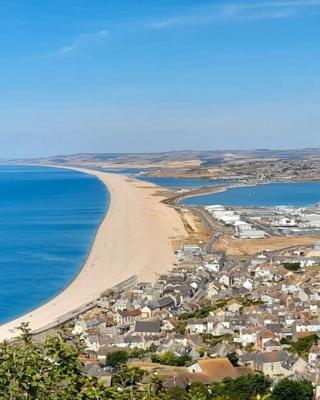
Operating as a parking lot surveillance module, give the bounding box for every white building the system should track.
[239,230,266,239]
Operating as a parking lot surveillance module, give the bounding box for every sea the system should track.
[0,165,108,324]
[182,181,320,207]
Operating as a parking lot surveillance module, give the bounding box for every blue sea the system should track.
[0,165,108,324]
[182,182,320,207]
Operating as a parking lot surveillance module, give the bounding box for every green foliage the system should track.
[282,262,301,271]
[147,343,158,353]
[160,387,190,400]
[271,378,313,400]
[151,351,192,366]
[189,382,210,400]
[106,350,129,368]
[128,347,147,359]
[111,365,144,388]
[0,324,107,399]
[280,337,291,345]
[226,352,239,367]
[175,320,187,335]
[200,333,233,347]
[178,306,213,321]
[177,298,263,322]
[236,297,265,307]
[209,374,271,400]
[288,334,317,358]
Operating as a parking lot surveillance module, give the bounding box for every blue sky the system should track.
[0,0,320,157]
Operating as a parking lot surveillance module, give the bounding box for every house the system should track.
[203,262,220,274]
[133,320,162,336]
[113,309,141,325]
[253,351,290,376]
[84,363,112,386]
[72,318,104,335]
[140,306,153,319]
[114,298,130,311]
[263,339,283,352]
[207,319,231,336]
[148,296,175,310]
[253,351,307,378]
[84,335,100,352]
[207,283,221,299]
[72,320,87,335]
[187,358,252,384]
[186,319,207,334]
[295,320,320,333]
[235,326,258,347]
[226,299,243,313]
[219,274,232,287]
[161,319,178,332]
[308,345,320,364]
[243,279,254,291]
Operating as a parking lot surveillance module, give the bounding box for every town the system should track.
[41,198,320,399]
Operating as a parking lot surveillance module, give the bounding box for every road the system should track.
[189,207,223,253]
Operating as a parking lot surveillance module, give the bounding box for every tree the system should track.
[0,324,107,399]
[189,382,210,400]
[151,351,191,366]
[112,365,144,389]
[160,387,189,400]
[271,378,313,400]
[106,350,129,369]
[221,374,271,400]
[226,352,239,367]
[288,335,317,358]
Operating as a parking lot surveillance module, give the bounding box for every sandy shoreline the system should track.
[0,168,186,341]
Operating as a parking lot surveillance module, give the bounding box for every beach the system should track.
[0,168,186,341]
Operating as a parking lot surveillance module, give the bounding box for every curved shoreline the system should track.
[0,167,186,341]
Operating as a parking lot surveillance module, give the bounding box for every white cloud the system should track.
[149,0,320,29]
[50,30,109,56]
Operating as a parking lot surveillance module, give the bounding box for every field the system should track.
[213,234,320,256]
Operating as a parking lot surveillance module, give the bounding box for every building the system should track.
[133,320,162,336]
[239,230,266,239]
[187,358,252,384]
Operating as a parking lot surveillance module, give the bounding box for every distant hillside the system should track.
[4,148,320,167]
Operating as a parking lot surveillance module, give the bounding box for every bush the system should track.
[288,334,317,358]
[282,262,301,271]
[106,350,128,368]
[151,351,192,366]
[271,378,313,400]
[210,374,272,400]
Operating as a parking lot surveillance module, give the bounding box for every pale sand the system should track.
[0,168,186,341]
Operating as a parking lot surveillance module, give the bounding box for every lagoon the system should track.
[182,181,320,207]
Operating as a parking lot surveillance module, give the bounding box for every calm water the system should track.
[183,182,320,207]
[138,176,227,189]
[0,166,108,324]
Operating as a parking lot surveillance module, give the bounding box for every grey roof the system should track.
[134,320,161,333]
[265,323,283,333]
[148,296,175,309]
[255,351,290,365]
[85,364,111,377]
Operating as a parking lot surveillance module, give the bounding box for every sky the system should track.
[0,0,320,157]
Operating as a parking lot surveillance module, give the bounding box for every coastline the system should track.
[0,167,186,341]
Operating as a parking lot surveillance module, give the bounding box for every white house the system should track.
[186,319,207,334]
[295,320,320,333]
